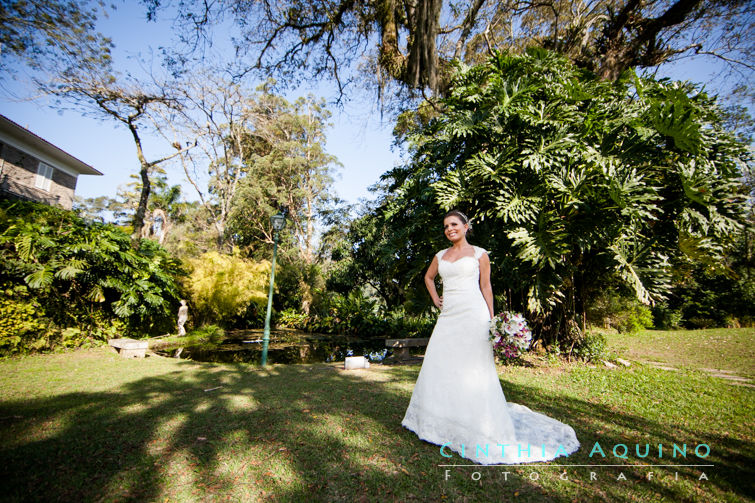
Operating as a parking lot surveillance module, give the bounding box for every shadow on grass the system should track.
[0,361,552,503]
[0,358,751,502]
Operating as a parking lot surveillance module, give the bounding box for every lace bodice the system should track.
[436,246,487,294]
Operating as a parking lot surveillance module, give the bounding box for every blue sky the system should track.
[0,3,404,207]
[0,87,402,205]
[0,3,748,208]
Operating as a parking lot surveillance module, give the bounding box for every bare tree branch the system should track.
[453,0,487,60]
[695,48,755,72]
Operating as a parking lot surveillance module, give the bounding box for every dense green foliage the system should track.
[570,331,609,362]
[664,229,754,328]
[333,194,446,315]
[350,49,751,346]
[275,290,435,338]
[0,199,184,353]
[586,288,655,334]
[0,283,48,353]
[228,94,339,263]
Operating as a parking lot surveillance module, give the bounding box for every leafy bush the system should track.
[587,288,654,334]
[281,291,434,338]
[276,308,308,329]
[381,307,434,339]
[0,200,185,354]
[616,305,654,334]
[185,324,225,346]
[58,324,121,348]
[274,256,326,314]
[652,303,684,330]
[668,253,755,329]
[571,332,608,362]
[306,290,380,335]
[685,317,717,329]
[185,251,270,328]
[0,284,47,353]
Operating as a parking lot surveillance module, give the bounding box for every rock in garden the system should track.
[616,358,631,367]
[602,360,617,369]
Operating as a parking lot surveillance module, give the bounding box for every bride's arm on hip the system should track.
[479,252,494,319]
[424,256,442,309]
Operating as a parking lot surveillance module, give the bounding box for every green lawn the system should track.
[0,328,753,502]
[604,327,755,379]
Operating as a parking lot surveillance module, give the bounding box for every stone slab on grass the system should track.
[108,338,149,358]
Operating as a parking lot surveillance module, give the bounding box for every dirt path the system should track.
[636,359,755,387]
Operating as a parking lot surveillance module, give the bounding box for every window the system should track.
[35,162,54,191]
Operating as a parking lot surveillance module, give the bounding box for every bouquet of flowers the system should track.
[489,311,533,360]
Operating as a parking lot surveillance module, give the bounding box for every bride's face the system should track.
[443,216,468,243]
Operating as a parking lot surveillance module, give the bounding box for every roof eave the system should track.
[0,114,103,176]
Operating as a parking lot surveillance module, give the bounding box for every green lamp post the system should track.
[261,211,286,366]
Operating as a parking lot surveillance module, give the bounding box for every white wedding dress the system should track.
[401,246,580,464]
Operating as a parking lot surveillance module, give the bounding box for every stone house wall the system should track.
[0,141,78,210]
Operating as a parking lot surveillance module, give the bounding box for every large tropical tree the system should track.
[360,49,750,345]
[145,0,753,104]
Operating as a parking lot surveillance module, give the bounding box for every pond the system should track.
[150,329,393,365]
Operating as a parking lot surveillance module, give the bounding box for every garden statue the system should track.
[177,300,188,336]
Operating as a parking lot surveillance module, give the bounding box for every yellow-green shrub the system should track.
[186,251,270,327]
[0,284,47,354]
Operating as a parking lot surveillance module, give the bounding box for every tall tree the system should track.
[229,93,340,262]
[146,0,753,103]
[153,69,262,250]
[30,38,194,247]
[357,49,750,345]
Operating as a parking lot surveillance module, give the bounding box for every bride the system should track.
[401,210,580,464]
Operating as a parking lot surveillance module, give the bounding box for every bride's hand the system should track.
[434,296,443,309]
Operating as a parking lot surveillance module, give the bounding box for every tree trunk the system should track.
[215,220,226,251]
[406,0,443,91]
[128,122,151,249]
[132,163,151,248]
[597,0,703,81]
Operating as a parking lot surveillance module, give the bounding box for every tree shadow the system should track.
[0,357,751,502]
